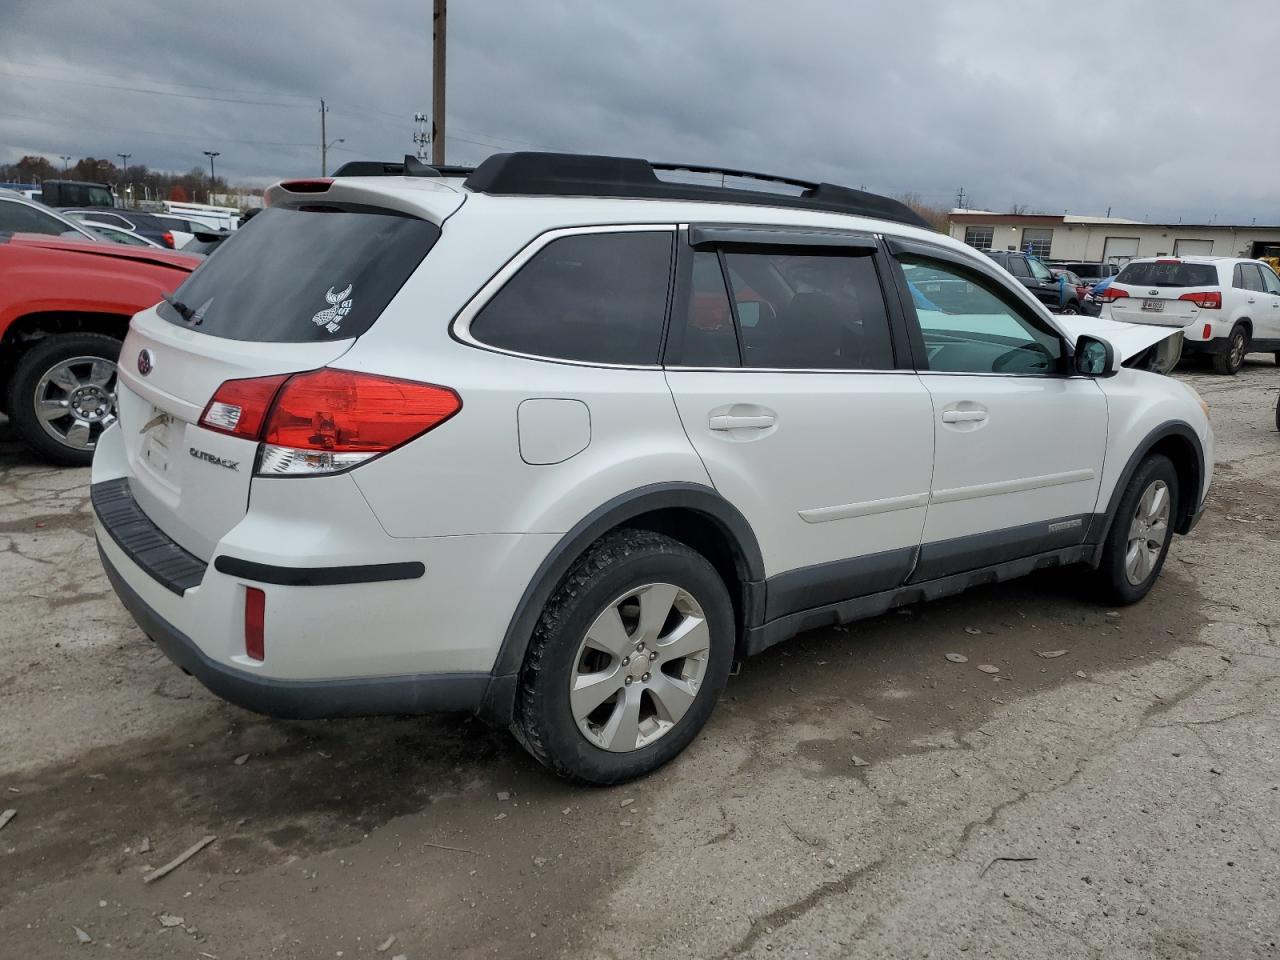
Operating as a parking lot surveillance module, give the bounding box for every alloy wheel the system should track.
[32,355,118,452]
[1230,331,1246,369]
[1124,479,1171,585]
[569,582,711,752]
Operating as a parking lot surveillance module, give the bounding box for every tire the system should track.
[1211,324,1248,375]
[1273,351,1280,368]
[512,529,735,784]
[1275,391,1280,433]
[1094,454,1179,605]
[1061,300,1080,315]
[7,333,122,467]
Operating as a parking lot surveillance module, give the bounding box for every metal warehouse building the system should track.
[947,210,1280,264]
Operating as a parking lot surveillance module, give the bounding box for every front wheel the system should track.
[7,333,121,466]
[1061,300,1080,315]
[512,530,735,784]
[1094,454,1179,605]
[1211,324,1248,375]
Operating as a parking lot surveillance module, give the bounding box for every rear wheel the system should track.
[512,530,734,784]
[1211,324,1248,375]
[1095,454,1178,605]
[7,333,121,466]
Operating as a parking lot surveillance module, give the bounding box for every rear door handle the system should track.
[941,410,987,424]
[709,414,775,431]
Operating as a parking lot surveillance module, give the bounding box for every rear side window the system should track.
[1005,257,1031,278]
[1234,263,1266,293]
[470,231,673,365]
[1117,261,1218,288]
[158,206,439,342]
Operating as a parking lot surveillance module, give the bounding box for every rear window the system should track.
[158,206,439,342]
[469,231,673,364]
[1116,261,1218,288]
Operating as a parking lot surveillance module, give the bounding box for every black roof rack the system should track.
[461,152,929,229]
[331,155,476,179]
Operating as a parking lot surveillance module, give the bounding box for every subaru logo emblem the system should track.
[137,349,154,376]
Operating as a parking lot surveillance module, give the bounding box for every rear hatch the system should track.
[115,201,446,560]
[1106,260,1220,327]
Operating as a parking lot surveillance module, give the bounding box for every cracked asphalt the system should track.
[1,360,1278,959]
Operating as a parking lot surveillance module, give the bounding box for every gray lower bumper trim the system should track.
[99,541,488,719]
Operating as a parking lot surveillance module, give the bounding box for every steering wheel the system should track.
[992,341,1053,373]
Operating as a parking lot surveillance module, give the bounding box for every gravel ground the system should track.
[1,360,1278,959]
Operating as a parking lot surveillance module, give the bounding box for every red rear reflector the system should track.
[262,369,461,453]
[199,374,290,439]
[162,231,174,248]
[1203,323,1213,339]
[244,587,265,661]
[1100,286,1129,301]
[1179,291,1222,309]
[279,178,333,193]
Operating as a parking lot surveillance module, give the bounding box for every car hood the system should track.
[6,232,201,271]
[1054,313,1179,362]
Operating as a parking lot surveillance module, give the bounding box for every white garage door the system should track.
[1174,238,1214,256]
[1103,236,1140,264]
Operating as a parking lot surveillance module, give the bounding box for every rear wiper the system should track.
[160,291,197,323]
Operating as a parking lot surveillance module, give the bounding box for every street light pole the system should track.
[117,153,131,173]
[432,0,446,165]
[59,155,71,174]
[203,151,220,201]
[325,137,345,172]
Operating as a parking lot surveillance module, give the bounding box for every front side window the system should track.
[720,249,894,369]
[471,230,673,365]
[963,226,993,251]
[898,256,1063,375]
[1261,264,1280,296]
[1028,257,1054,282]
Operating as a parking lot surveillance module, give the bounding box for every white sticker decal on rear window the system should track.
[311,283,353,334]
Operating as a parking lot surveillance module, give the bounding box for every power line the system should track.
[0,68,304,108]
[2,59,315,101]
[0,110,316,150]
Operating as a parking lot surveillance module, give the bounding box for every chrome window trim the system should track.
[451,223,678,370]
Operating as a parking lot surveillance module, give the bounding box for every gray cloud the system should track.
[2,0,1275,223]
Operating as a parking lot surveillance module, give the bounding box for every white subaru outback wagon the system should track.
[92,152,1213,783]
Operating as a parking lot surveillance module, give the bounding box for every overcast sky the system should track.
[2,0,1275,223]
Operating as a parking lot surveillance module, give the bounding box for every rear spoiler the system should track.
[331,154,475,179]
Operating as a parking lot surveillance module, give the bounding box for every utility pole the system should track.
[431,0,446,165]
[320,98,329,175]
[955,186,967,209]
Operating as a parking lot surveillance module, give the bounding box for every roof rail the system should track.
[331,155,476,179]
[462,152,929,229]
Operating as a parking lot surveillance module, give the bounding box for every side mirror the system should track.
[1074,335,1115,377]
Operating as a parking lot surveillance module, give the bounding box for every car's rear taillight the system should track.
[162,231,175,248]
[1100,286,1129,302]
[199,375,290,440]
[1179,291,1222,309]
[199,369,461,476]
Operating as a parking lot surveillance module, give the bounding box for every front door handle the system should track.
[709,414,776,431]
[941,409,987,424]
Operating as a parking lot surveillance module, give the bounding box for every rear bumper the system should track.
[99,541,490,718]
[1182,335,1233,356]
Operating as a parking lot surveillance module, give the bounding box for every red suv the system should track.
[0,233,200,464]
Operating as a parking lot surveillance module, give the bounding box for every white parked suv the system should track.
[92,153,1214,783]
[1100,255,1280,374]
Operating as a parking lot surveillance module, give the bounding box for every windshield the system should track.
[157,205,439,342]
[1116,261,1218,288]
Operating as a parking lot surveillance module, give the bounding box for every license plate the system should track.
[140,412,175,474]
[1142,299,1164,312]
